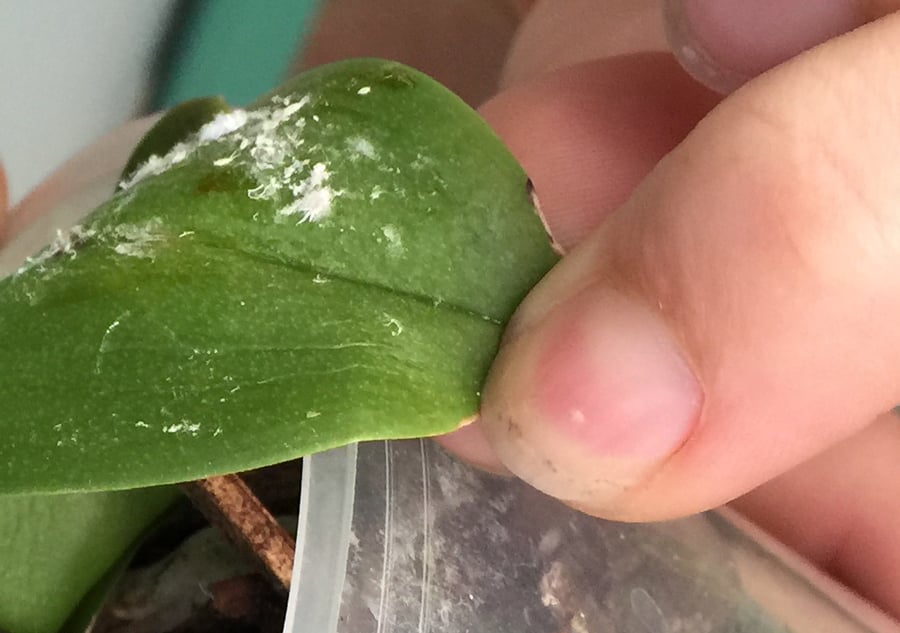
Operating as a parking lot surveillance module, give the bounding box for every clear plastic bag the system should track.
[286,439,897,633]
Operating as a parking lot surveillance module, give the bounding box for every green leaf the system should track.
[0,99,204,633]
[56,543,137,633]
[119,96,230,185]
[0,59,558,494]
[0,487,177,633]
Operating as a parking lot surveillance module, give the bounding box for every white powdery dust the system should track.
[198,110,248,142]
[111,218,165,259]
[202,94,338,224]
[383,313,403,337]
[381,224,403,256]
[119,142,193,190]
[347,136,376,160]
[237,96,338,223]
[278,162,334,223]
[16,224,96,275]
[118,107,250,190]
[163,421,201,436]
[117,91,339,229]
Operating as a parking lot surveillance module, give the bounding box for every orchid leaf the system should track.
[0,96,210,633]
[0,58,558,494]
[119,96,230,185]
[0,487,177,633]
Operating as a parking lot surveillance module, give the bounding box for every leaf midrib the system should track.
[183,235,505,326]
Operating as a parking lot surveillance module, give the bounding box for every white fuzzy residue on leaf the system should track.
[110,89,349,257]
[117,94,335,222]
[382,313,403,337]
[207,95,340,224]
[120,108,249,189]
[347,136,376,160]
[277,162,335,223]
[119,143,193,190]
[213,151,239,166]
[380,224,403,256]
[356,86,371,95]
[198,109,248,142]
[15,224,96,276]
[111,218,166,259]
[247,178,281,201]
[163,420,201,436]
[95,310,131,374]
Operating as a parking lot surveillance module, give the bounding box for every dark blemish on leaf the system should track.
[195,170,247,195]
[379,67,416,89]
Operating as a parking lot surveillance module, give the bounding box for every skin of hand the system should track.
[0,167,7,234]
[439,0,900,619]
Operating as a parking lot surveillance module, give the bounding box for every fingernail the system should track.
[663,0,864,93]
[663,0,750,94]
[481,286,702,507]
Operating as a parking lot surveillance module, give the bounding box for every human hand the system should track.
[441,0,900,619]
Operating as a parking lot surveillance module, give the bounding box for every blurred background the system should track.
[0,0,523,206]
[0,0,320,204]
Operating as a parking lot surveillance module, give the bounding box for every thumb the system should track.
[480,14,900,520]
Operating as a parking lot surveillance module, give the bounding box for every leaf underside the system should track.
[0,487,177,633]
[0,59,558,494]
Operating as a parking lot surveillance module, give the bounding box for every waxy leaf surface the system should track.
[0,59,557,494]
[0,487,177,633]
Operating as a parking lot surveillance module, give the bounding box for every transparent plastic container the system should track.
[286,439,897,633]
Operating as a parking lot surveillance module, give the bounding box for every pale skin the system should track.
[3,0,900,621]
